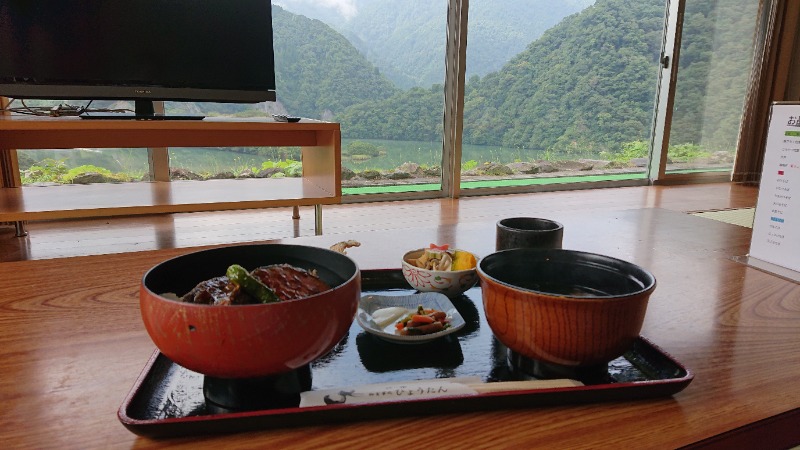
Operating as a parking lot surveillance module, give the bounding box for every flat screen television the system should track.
[0,0,276,119]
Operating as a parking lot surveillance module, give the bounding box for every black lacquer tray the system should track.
[119,269,693,438]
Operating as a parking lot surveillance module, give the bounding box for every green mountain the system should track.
[271,6,398,118]
[461,0,666,152]
[337,0,664,150]
[21,0,755,175]
[173,0,752,158]
[337,0,754,155]
[166,5,398,119]
[275,0,596,88]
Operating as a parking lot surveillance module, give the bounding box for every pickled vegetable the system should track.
[395,305,451,336]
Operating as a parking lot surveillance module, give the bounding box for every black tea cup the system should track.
[496,217,564,251]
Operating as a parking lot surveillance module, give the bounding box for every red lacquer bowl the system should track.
[140,244,360,378]
[478,248,655,367]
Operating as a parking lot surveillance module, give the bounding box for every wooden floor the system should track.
[0,182,759,262]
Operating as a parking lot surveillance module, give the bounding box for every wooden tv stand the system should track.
[0,116,341,237]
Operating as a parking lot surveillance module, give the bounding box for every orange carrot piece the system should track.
[411,314,435,324]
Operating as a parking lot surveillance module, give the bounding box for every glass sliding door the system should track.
[281,1,450,196]
[664,0,759,177]
[459,0,666,191]
[162,2,449,196]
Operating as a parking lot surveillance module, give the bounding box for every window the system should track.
[460,0,663,192]
[7,0,764,198]
[665,0,758,175]
[272,1,450,196]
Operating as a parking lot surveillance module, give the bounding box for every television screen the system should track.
[0,0,276,118]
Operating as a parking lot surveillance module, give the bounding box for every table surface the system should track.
[1,208,798,449]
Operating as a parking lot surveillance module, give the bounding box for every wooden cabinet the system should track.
[0,116,341,236]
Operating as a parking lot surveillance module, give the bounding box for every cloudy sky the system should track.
[273,0,358,20]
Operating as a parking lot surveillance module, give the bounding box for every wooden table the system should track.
[1,208,798,449]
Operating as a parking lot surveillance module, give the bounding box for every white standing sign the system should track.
[749,102,800,272]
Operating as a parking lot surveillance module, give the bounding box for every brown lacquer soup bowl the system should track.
[140,244,360,379]
[478,248,656,367]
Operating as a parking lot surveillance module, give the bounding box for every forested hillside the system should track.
[337,0,664,152]
[275,0,595,88]
[271,6,398,119]
[17,0,756,179]
[337,0,753,155]
[183,0,752,158]
[167,5,397,119]
[461,0,665,152]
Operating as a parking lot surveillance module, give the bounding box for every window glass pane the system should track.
[164,94,299,180]
[9,99,150,185]
[12,98,150,185]
[167,2,447,194]
[461,0,665,189]
[166,144,302,181]
[18,146,149,185]
[281,1,447,194]
[667,0,758,173]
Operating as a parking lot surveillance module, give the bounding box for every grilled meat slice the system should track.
[250,264,331,301]
[181,276,255,305]
[181,264,330,305]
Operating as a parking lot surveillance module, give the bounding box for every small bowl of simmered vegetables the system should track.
[401,244,479,298]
